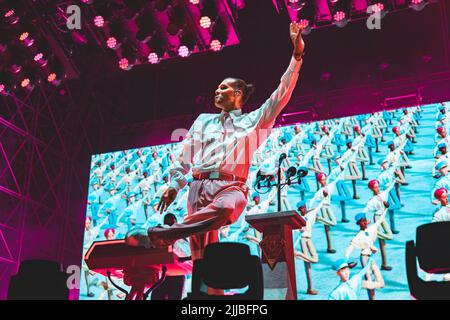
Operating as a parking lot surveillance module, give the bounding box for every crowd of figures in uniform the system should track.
[82,103,448,300]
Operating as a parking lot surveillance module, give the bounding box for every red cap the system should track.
[104,228,115,238]
[317,172,327,181]
[392,126,400,133]
[437,127,445,134]
[322,125,329,131]
[353,125,361,132]
[368,179,380,190]
[434,188,448,199]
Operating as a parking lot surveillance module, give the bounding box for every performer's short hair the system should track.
[164,213,177,226]
[226,78,256,105]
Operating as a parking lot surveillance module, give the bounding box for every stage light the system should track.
[0,73,12,95]
[288,0,306,11]
[410,0,428,11]
[20,76,34,91]
[4,9,20,25]
[210,39,222,52]
[200,16,212,29]
[372,2,384,13]
[178,45,190,58]
[10,64,22,74]
[34,52,48,67]
[0,84,5,95]
[94,16,105,27]
[47,73,61,86]
[81,0,94,4]
[106,37,118,49]
[118,58,129,70]
[368,0,388,18]
[330,0,350,28]
[190,0,200,4]
[295,0,315,34]
[19,32,35,47]
[148,52,160,64]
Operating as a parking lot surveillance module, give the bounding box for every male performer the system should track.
[432,188,450,222]
[328,258,384,300]
[364,179,393,270]
[293,200,319,295]
[126,23,306,264]
[314,172,337,253]
[345,213,386,300]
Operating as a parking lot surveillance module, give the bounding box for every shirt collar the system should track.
[220,109,242,121]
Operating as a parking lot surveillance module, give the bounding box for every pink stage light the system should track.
[200,16,211,29]
[210,40,222,52]
[19,32,34,47]
[372,2,384,13]
[4,9,19,24]
[119,58,129,70]
[106,37,117,49]
[411,0,423,3]
[47,73,57,82]
[21,78,30,88]
[0,84,5,94]
[298,19,309,29]
[94,16,105,27]
[178,45,190,57]
[148,52,159,64]
[189,0,200,4]
[334,11,346,22]
[34,53,43,61]
[34,53,48,67]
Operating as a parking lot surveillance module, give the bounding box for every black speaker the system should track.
[8,260,69,300]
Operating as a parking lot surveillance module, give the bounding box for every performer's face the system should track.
[358,218,370,230]
[347,142,352,149]
[441,147,447,155]
[254,196,260,205]
[389,145,395,151]
[337,267,350,282]
[299,206,307,215]
[85,218,91,230]
[106,230,115,240]
[214,79,241,111]
[439,193,449,206]
[319,176,327,186]
[371,184,380,194]
[439,167,448,176]
[440,130,447,138]
[381,163,388,170]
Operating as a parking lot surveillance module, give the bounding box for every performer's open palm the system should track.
[290,22,305,59]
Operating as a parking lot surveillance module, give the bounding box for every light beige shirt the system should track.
[170,57,302,191]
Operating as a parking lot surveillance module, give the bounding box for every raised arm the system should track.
[248,23,305,130]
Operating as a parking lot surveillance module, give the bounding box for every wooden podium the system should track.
[246,210,306,300]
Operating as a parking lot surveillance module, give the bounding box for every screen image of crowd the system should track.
[80,101,450,300]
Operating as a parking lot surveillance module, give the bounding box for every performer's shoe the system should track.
[341,219,350,223]
[392,229,400,234]
[348,261,358,269]
[307,289,318,295]
[381,265,393,271]
[353,195,360,200]
[327,249,336,254]
[369,163,375,166]
[409,152,415,155]
[87,292,95,298]
[406,165,412,169]
[125,228,154,248]
[402,182,409,186]
[362,177,368,181]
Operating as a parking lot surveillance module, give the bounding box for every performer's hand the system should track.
[383,201,389,208]
[371,247,378,254]
[157,187,178,213]
[290,22,305,61]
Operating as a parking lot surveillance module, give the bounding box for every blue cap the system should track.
[346,138,353,144]
[438,143,447,149]
[355,213,366,223]
[387,141,395,147]
[438,113,447,121]
[435,161,448,171]
[252,192,260,199]
[103,202,115,210]
[296,200,306,209]
[377,158,388,165]
[439,104,446,111]
[333,258,349,271]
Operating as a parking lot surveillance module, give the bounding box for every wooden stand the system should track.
[246,210,305,300]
